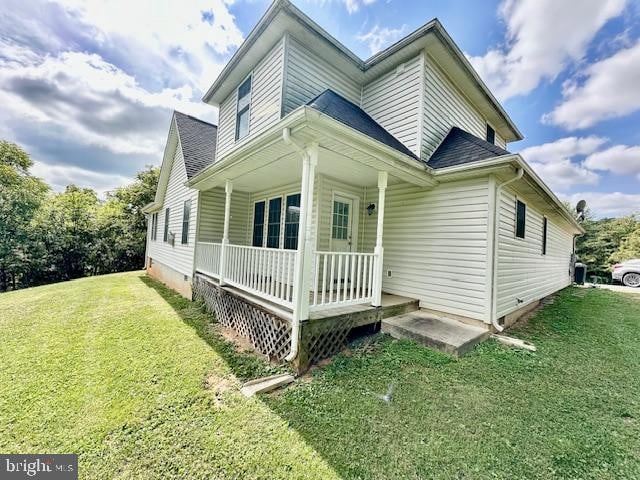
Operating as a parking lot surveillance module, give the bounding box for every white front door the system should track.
[331,195,354,252]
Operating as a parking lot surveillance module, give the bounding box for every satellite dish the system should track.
[576,199,586,214]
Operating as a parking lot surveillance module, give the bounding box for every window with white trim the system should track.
[266,197,282,248]
[252,201,265,247]
[284,193,301,250]
[542,216,548,255]
[181,199,191,245]
[163,207,170,242]
[515,200,526,239]
[235,76,251,141]
[151,213,158,241]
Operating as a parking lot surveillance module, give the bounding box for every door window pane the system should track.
[332,200,349,240]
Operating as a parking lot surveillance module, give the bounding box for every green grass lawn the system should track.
[1,272,639,479]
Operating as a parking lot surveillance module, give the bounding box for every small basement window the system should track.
[515,200,526,239]
[542,216,548,255]
[235,76,252,141]
[486,124,495,144]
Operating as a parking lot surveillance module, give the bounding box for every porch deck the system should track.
[193,271,418,371]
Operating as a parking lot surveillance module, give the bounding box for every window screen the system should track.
[266,197,282,248]
[542,217,548,255]
[235,76,251,140]
[486,124,495,144]
[515,200,526,239]
[284,193,301,250]
[252,201,265,247]
[181,199,191,245]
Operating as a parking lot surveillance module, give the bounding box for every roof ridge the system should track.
[174,110,218,129]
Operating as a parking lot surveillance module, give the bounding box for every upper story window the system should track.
[515,200,526,239]
[486,124,495,144]
[235,76,252,141]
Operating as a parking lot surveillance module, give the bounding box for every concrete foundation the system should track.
[147,257,192,298]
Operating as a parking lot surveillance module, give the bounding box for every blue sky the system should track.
[1,0,639,217]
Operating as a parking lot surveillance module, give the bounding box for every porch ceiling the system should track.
[188,111,437,193]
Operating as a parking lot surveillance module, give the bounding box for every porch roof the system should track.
[185,106,438,192]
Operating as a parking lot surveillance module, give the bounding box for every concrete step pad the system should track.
[382,311,490,356]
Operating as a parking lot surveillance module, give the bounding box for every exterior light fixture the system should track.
[367,203,376,216]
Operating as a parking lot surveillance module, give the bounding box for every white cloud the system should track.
[467,0,626,101]
[519,136,606,190]
[584,145,640,179]
[0,51,213,157]
[342,0,376,14]
[543,40,640,129]
[357,25,408,56]
[560,192,640,218]
[48,0,243,90]
[31,160,132,197]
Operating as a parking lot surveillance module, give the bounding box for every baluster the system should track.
[329,254,335,304]
[321,255,328,305]
[313,253,320,306]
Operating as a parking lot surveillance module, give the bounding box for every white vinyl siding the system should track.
[282,37,361,115]
[197,187,250,245]
[496,188,574,318]
[362,177,491,321]
[216,92,236,159]
[147,141,198,277]
[423,55,487,158]
[362,54,423,157]
[249,37,285,136]
[216,39,285,159]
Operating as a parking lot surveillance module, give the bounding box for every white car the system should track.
[612,259,640,287]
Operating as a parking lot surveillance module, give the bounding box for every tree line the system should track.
[1,139,639,292]
[576,212,640,281]
[1,140,158,291]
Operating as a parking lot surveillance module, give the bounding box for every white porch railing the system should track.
[195,242,379,313]
[195,242,222,278]
[224,244,297,309]
[311,251,377,310]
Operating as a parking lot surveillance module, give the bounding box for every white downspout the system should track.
[490,167,524,332]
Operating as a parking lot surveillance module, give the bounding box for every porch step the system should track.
[381,311,490,357]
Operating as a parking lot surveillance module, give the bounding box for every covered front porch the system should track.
[187,107,436,365]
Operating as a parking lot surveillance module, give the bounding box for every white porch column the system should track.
[292,144,318,322]
[372,171,387,307]
[219,179,233,286]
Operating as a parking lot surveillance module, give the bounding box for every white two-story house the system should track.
[143,0,583,369]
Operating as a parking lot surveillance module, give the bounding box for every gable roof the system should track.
[173,111,218,178]
[307,89,420,161]
[427,127,510,169]
[202,0,522,142]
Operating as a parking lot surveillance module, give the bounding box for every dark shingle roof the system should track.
[173,111,218,178]
[306,89,420,160]
[427,126,510,169]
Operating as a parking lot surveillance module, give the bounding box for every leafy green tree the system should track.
[610,226,640,264]
[576,212,639,278]
[0,141,49,290]
[93,166,159,273]
[29,185,99,283]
